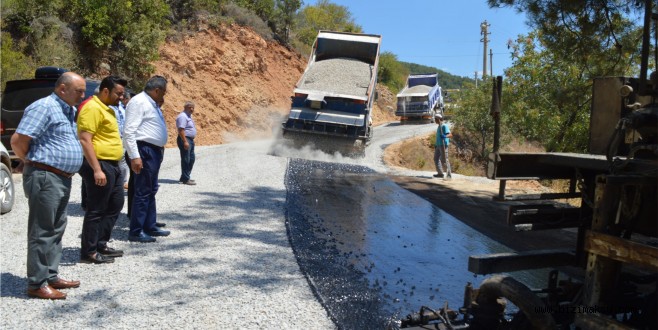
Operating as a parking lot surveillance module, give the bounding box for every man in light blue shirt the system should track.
[11,72,86,299]
[123,75,170,243]
[433,113,452,180]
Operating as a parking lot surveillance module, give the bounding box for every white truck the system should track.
[282,30,382,152]
[395,73,444,121]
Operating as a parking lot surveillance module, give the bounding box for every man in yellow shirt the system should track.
[77,76,127,264]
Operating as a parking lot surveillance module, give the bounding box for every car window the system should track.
[2,87,54,110]
[2,80,99,111]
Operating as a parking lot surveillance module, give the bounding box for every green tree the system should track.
[273,0,302,42]
[503,32,592,151]
[0,31,33,88]
[490,0,644,77]
[71,0,170,83]
[233,0,275,22]
[378,52,408,92]
[294,0,362,48]
[453,80,498,159]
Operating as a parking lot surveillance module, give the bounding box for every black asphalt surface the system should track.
[284,158,547,329]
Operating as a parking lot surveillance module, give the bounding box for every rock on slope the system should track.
[152,24,396,147]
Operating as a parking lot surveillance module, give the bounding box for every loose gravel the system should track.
[0,123,451,329]
[0,140,335,329]
[298,58,373,97]
[397,85,432,97]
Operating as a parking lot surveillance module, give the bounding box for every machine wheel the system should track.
[475,275,556,330]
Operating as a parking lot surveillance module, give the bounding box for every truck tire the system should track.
[0,163,14,214]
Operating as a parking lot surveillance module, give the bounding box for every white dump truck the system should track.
[395,73,444,121]
[282,30,382,153]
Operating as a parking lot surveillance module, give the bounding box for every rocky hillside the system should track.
[152,24,397,148]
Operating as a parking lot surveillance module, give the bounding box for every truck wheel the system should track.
[0,163,15,214]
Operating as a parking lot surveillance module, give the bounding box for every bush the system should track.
[0,32,34,89]
[29,16,78,70]
[222,3,273,40]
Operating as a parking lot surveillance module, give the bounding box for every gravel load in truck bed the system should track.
[398,84,432,96]
[298,57,373,97]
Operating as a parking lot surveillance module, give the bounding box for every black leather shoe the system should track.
[81,252,115,264]
[155,222,166,227]
[99,246,124,257]
[146,229,170,237]
[128,232,156,243]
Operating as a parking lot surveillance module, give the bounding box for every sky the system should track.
[305,1,532,78]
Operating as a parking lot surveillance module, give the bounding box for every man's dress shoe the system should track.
[146,229,170,237]
[27,285,66,299]
[128,232,157,243]
[48,278,80,289]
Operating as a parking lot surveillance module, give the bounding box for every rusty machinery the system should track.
[396,2,658,329]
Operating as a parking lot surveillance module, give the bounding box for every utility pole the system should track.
[489,48,493,77]
[480,20,490,78]
[474,71,478,88]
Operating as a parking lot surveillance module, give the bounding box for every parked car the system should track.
[1,67,99,159]
[0,143,14,214]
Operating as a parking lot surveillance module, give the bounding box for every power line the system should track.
[399,53,510,58]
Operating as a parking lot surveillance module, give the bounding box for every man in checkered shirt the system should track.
[11,72,86,300]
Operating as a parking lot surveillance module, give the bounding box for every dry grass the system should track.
[386,132,486,176]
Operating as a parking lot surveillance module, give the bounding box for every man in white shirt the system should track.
[123,76,170,243]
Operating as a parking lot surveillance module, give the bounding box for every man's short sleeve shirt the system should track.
[16,93,83,173]
[77,96,124,161]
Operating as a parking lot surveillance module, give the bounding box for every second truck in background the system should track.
[395,73,444,122]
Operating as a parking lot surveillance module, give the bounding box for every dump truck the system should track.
[398,5,657,330]
[281,30,382,154]
[395,73,444,121]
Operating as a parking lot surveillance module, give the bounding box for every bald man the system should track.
[11,72,87,300]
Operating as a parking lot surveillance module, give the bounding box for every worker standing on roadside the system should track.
[123,75,170,243]
[176,101,197,185]
[10,72,86,299]
[77,75,127,264]
[433,113,452,180]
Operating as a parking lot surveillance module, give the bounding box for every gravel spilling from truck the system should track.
[299,57,373,97]
[398,84,432,95]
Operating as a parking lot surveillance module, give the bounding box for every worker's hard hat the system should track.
[434,114,443,119]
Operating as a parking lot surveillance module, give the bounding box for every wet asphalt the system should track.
[284,158,547,329]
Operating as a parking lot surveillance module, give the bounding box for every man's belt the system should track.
[137,140,164,149]
[25,160,75,178]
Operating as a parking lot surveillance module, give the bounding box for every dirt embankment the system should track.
[152,24,396,148]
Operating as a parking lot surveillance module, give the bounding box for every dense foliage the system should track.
[451,80,500,159]
[486,0,646,152]
[401,62,474,90]
[293,0,362,50]
[378,52,408,92]
[0,0,363,89]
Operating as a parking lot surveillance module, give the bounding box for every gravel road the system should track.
[0,123,437,329]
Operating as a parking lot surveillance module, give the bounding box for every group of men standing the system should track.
[10,72,198,299]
